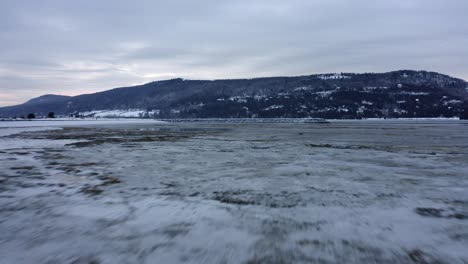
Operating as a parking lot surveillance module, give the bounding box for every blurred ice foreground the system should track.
[1,119,468,263]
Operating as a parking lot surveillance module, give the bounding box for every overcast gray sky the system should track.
[0,0,467,106]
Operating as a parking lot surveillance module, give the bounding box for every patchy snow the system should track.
[313,90,335,97]
[0,119,165,150]
[228,96,248,103]
[80,109,159,118]
[0,120,467,263]
[357,106,366,114]
[362,86,389,92]
[361,117,461,121]
[443,100,462,106]
[399,91,430,95]
[318,73,351,80]
[253,95,267,101]
[0,126,59,137]
[293,86,313,91]
[264,104,284,111]
[0,118,165,128]
[337,106,349,112]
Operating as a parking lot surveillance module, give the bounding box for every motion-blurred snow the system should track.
[0,120,467,263]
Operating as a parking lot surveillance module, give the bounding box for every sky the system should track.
[0,0,467,106]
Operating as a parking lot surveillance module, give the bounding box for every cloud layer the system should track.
[1,0,467,106]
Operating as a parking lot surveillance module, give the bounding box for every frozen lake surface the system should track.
[1,120,468,263]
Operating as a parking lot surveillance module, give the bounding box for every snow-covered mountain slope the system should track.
[1,70,467,119]
[79,109,160,118]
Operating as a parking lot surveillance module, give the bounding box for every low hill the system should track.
[1,70,467,119]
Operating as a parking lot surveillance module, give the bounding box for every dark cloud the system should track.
[1,0,467,106]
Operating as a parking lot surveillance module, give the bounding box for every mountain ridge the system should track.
[24,94,72,105]
[1,70,467,119]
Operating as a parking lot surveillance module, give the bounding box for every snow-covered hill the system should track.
[1,70,467,119]
[80,109,160,118]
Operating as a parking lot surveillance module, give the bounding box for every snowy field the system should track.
[1,119,468,263]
